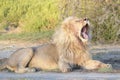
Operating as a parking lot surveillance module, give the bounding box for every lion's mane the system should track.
[52,17,91,66]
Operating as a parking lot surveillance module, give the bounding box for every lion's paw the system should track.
[27,68,36,72]
[61,67,72,73]
[106,64,112,68]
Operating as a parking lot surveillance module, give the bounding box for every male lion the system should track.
[0,17,111,73]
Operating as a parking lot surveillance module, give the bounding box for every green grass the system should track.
[0,30,54,42]
[0,0,119,43]
[98,67,113,73]
[0,0,58,42]
[0,0,59,32]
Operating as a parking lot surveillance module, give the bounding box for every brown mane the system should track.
[52,17,91,65]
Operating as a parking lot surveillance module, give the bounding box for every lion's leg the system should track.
[58,59,72,72]
[15,66,36,73]
[0,58,8,70]
[83,60,111,70]
[12,48,35,73]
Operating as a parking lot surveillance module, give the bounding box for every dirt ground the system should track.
[0,40,120,80]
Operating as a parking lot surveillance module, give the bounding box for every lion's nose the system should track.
[84,18,89,24]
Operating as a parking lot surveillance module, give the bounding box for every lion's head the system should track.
[53,17,90,46]
[62,17,90,42]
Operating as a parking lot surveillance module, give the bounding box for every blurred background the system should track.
[0,0,119,44]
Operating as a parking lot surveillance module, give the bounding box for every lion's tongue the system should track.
[82,28,88,39]
[82,32,88,39]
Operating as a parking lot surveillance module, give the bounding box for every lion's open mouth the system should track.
[81,24,89,39]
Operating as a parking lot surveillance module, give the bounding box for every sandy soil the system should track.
[0,41,120,80]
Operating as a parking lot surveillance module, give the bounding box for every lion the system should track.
[0,17,111,73]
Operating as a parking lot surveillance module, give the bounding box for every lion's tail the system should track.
[0,58,8,70]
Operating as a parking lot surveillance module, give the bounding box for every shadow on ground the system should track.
[91,46,120,71]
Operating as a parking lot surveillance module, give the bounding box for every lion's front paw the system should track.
[27,68,36,72]
[83,60,113,70]
[98,64,113,72]
[100,63,112,69]
[60,67,72,73]
[58,61,72,73]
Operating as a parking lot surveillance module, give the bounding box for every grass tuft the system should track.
[98,67,113,73]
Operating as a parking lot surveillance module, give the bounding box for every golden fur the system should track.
[0,17,111,73]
